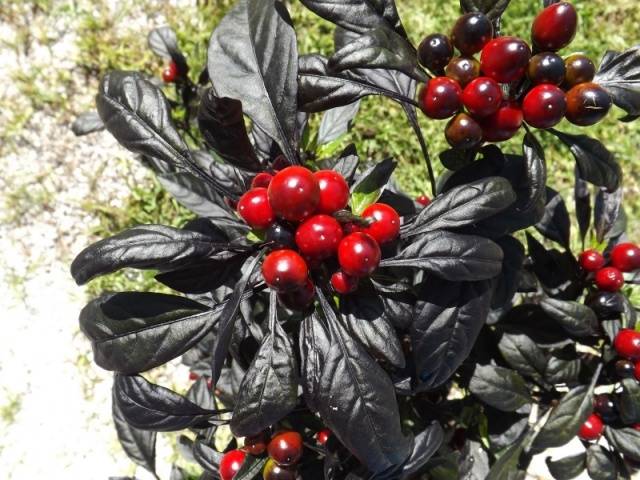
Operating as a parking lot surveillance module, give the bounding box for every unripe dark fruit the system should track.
[445,56,480,87]
[462,77,502,117]
[522,84,567,129]
[418,33,454,73]
[451,12,493,56]
[267,431,303,466]
[615,359,636,379]
[244,433,268,456]
[420,77,462,119]
[527,52,566,85]
[481,36,531,83]
[532,2,578,51]
[266,222,295,249]
[479,101,523,142]
[593,394,618,423]
[565,82,612,126]
[445,113,483,149]
[564,53,595,88]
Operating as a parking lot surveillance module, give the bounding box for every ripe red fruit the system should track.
[278,278,315,310]
[479,101,523,142]
[527,52,566,85]
[252,172,274,189]
[244,433,268,456]
[418,33,454,73]
[614,329,640,360]
[594,267,624,292]
[295,214,343,259]
[611,242,640,272]
[268,166,320,222]
[577,414,604,441]
[462,77,502,117]
[330,271,359,295]
[361,203,401,244]
[263,459,296,480]
[531,2,578,51]
[416,195,431,207]
[237,188,275,230]
[445,56,480,87]
[316,428,332,445]
[564,53,595,88]
[420,77,463,119]
[220,449,246,480]
[522,84,567,129]
[162,61,178,83]
[262,250,308,292]
[267,431,303,466]
[565,82,612,126]
[445,113,483,150]
[188,371,199,381]
[451,12,493,56]
[480,37,531,83]
[635,362,640,381]
[578,249,605,272]
[342,222,362,235]
[338,232,381,277]
[314,170,350,214]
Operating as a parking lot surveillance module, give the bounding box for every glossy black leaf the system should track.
[412,279,493,390]
[155,254,248,294]
[550,130,621,192]
[469,364,530,412]
[491,236,525,309]
[197,92,261,172]
[574,175,591,244]
[156,172,246,231]
[403,177,516,237]
[605,427,640,462]
[339,293,405,368]
[231,292,298,437]
[458,440,490,480]
[329,27,424,82]
[586,445,616,480]
[193,440,222,474]
[235,455,268,480]
[147,26,188,74]
[535,187,571,249]
[299,0,406,37]
[498,331,547,380]
[71,111,105,136]
[594,187,623,243]
[532,384,595,450]
[170,465,187,480]
[381,231,503,281]
[208,0,299,162]
[618,378,640,424]
[485,430,528,480]
[80,292,223,373]
[544,351,581,385]
[298,54,416,112]
[186,377,216,411]
[540,298,599,337]
[300,290,413,474]
[594,45,640,116]
[526,233,582,300]
[112,389,158,478]
[96,71,211,187]
[400,423,444,477]
[331,146,359,181]
[486,407,529,450]
[460,0,512,21]
[71,225,235,285]
[545,453,586,480]
[522,132,547,214]
[211,253,264,386]
[114,375,222,431]
[350,157,396,215]
[317,101,360,146]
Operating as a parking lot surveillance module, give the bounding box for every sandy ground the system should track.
[0,1,613,479]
